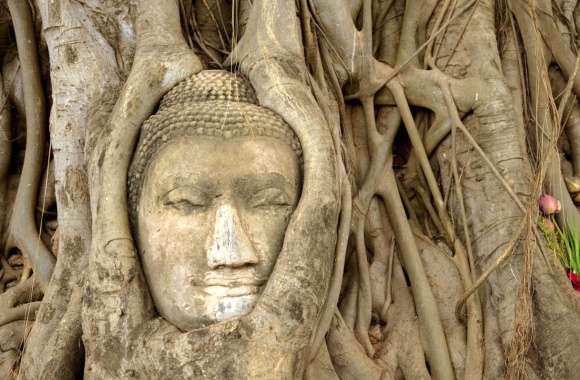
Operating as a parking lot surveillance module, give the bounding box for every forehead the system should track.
[144,135,300,186]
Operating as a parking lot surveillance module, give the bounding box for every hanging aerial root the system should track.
[352,102,380,355]
[314,1,455,373]
[385,63,550,295]
[365,197,395,320]
[337,1,455,376]
[377,168,455,380]
[5,0,54,291]
[377,253,442,380]
[389,79,484,380]
[550,66,580,178]
[311,1,537,377]
[530,0,580,99]
[383,0,480,84]
[447,84,476,276]
[340,259,359,330]
[350,99,405,356]
[306,2,457,375]
[415,182,446,235]
[354,218,373,354]
[509,0,580,232]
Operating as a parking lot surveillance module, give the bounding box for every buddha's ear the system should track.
[83,0,203,376]
[231,0,340,359]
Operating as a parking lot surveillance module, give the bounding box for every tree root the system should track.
[83,1,203,375]
[365,197,395,320]
[36,159,55,214]
[0,349,18,379]
[550,67,580,178]
[0,320,29,353]
[0,302,39,326]
[20,1,129,377]
[5,0,54,291]
[354,205,374,355]
[0,256,18,292]
[308,0,456,375]
[339,261,359,330]
[510,0,580,232]
[416,235,470,378]
[0,72,9,249]
[390,80,484,380]
[326,310,383,380]
[377,255,432,380]
[310,176,352,360]
[0,276,42,327]
[0,319,33,379]
[378,168,456,380]
[533,0,580,99]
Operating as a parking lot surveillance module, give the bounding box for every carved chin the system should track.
[205,292,260,323]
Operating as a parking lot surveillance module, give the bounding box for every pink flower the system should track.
[539,194,561,215]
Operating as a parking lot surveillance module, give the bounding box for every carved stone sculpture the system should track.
[128,70,302,330]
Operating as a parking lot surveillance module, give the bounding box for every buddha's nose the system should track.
[206,203,259,269]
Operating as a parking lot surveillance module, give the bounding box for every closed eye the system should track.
[161,187,210,213]
[249,187,291,209]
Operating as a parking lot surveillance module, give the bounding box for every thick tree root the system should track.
[390,81,484,380]
[310,176,352,360]
[0,72,10,248]
[5,0,54,291]
[20,0,128,377]
[309,1,457,376]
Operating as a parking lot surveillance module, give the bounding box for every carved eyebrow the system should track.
[159,177,217,197]
[161,185,210,199]
[233,172,295,194]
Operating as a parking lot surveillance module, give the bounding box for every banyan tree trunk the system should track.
[0,0,578,379]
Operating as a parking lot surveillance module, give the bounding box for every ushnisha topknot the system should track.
[128,70,303,221]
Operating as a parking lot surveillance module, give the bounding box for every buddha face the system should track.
[137,135,300,331]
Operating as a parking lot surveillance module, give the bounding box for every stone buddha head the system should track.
[128,70,303,331]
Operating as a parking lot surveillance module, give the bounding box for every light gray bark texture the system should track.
[0,0,579,379]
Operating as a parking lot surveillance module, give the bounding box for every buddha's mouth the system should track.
[202,285,263,297]
[191,269,267,296]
